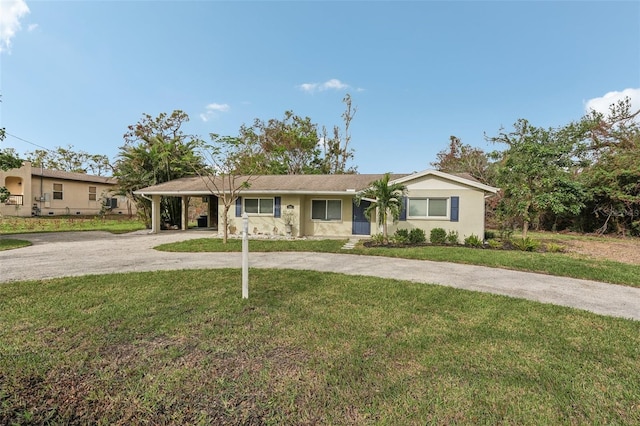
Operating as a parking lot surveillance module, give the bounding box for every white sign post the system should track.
[242,212,249,299]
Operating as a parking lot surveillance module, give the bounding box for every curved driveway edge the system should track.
[1,230,639,321]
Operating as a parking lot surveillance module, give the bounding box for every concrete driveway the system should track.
[1,230,639,321]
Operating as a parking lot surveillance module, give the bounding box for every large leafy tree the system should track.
[355,173,407,243]
[114,110,205,228]
[488,119,585,238]
[577,98,640,235]
[230,95,358,175]
[236,111,321,175]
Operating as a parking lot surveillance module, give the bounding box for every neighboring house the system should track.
[134,170,498,239]
[0,161,133,217]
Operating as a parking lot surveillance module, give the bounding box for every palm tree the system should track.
[355,173,407,243]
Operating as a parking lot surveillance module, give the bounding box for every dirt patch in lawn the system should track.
[561,238,640,265]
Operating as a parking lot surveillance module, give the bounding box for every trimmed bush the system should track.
[430,227,447,244]
[392,229,409,244]
[409,228,426,244]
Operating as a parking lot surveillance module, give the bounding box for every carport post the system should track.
[181,195,188,230]
[151,195,161,234]
[242,212,249,299]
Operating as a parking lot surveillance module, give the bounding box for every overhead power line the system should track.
[4,132,54,152]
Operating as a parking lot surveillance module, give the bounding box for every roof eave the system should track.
[133,189,362,196]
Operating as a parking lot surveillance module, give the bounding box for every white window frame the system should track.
[311,199,342,221]
[244,197,274,216]
[53,183,63,200]
[407,197,449,219]
[89,186,97,201]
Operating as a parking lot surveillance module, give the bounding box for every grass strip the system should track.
[0,238,30,251]
[156,237,346,253]
[0,216,145,235]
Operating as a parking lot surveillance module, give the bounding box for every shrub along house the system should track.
[0,161,133,217]
[134,170,498,240]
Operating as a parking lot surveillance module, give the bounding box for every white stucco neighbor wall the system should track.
[0,162,31,217]
[1,162,132,218]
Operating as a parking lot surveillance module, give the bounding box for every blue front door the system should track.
[352,200,371,235]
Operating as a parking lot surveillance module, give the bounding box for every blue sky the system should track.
[1,1,639,174]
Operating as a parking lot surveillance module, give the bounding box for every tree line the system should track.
[432,98,640,237]
[1,93,638,237]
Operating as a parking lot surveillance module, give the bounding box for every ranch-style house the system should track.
[135,170,498,239]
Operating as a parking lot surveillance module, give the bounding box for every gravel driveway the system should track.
[1,230,639,321]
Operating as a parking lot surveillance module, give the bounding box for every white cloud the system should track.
[299,83,318,93]
[200,102,230,122]
[298,78,351,93]
[322,79,349,90]
[205,103,230,112]
[585,88,640,116]
[27,23,38,32]
[0,0,30,53]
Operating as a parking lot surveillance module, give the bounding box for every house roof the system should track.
[31,168,117,185]
[135,174,409,196]
[134,170,498,196]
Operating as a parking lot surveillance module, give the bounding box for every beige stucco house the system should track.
[0,161,133,217]
[135,170,498,240]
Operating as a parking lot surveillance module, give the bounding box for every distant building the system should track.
[0,161,133,217]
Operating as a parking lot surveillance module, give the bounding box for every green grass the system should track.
[0,238,30,251]
[1,269,638,425]
[0,216,145,235]
[156,237,347,253]
[156,237,640,288]
[351,244,640,287]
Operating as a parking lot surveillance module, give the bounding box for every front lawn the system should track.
[1,269,638,424]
